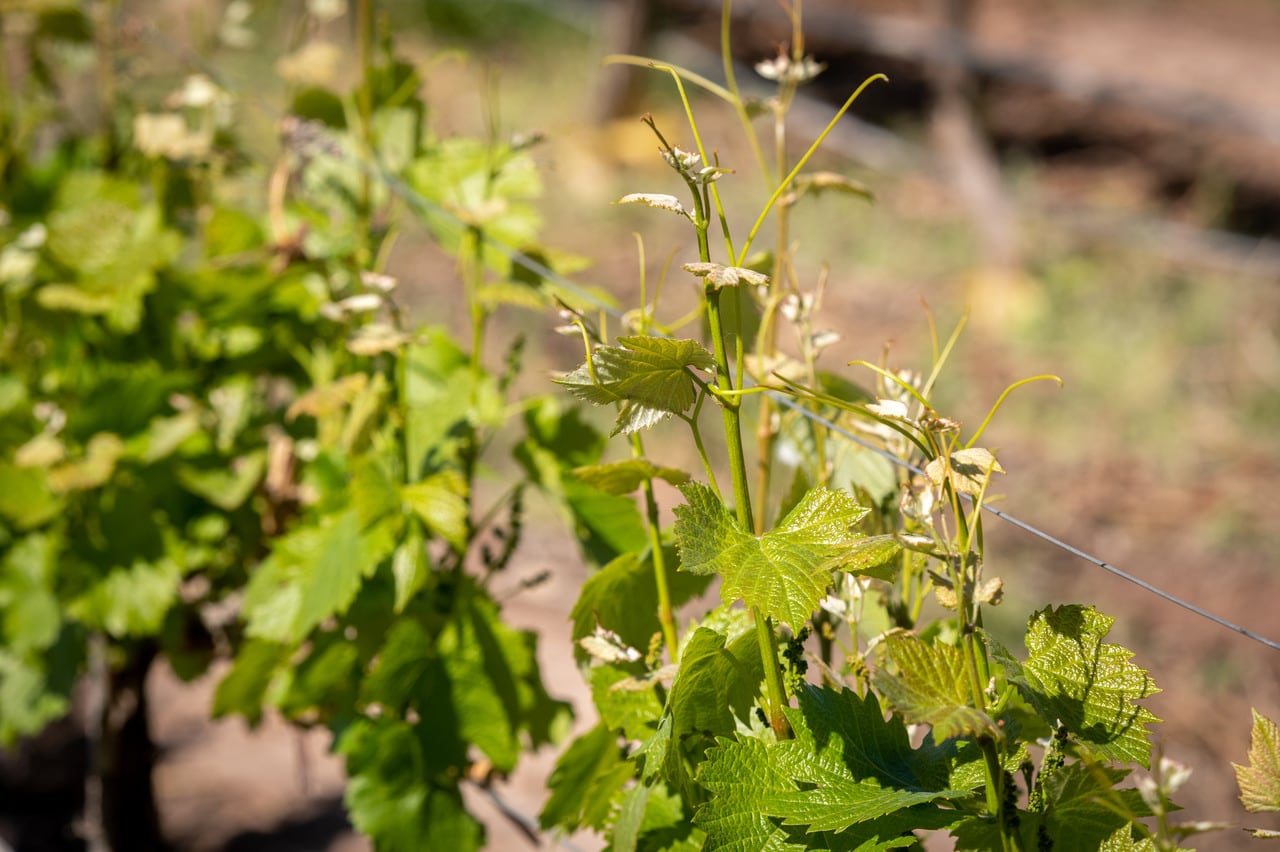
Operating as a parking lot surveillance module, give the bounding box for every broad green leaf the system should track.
[874,632,1000,743]
[243,509,366,643]
[570,548,711,665]
[674,483,869,629]
[0,462,61,528]
[658,626,764,800]
[340,718,483,852]
[993,606,1161,766]
[556,337,713,435]
[612,780,703,852]
[1235,709,1280,812]
[0,650,72,747]
[591,664,665,744]
[695,687,967,850]
[0,534,60,653]
[402,470,468,551]
[571,459,690,495]
[68,556,181,638]
[540,722,633,832]
[212,638,290,726]
[953,764,1148,852]
[276,634,361,722]
[563,477,648,566]
[1099,827,1158,851]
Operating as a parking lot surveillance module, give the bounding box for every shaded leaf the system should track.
[992,606,1161,766]
[874,632,1000,743]
[571,459,690,495]
[540,722,632,832]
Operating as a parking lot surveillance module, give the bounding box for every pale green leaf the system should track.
[1235,709,1280,813]
[994,606,1161,766]
[212,639,290,726]
[46,433,124,492]
[555,337,714,430]
[402,470,468,551]
[68,556,181,638]
[874,632,1000,743]
[0,534,60,653]
[925,447,1004,497]
[571,459,690,494]
[674,483,869,630]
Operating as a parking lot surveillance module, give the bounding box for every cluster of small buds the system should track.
[661,146,701,173]
[779,291,815,324]
[755,51,826,85]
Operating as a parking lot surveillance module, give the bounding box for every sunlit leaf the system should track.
[674,482,868,629]
[1235,709,1280,813]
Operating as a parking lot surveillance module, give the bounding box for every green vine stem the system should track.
[632,434,680,658]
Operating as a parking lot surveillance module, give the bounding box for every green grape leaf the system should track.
[1235,709,1280,813]
[540,722,633,832]
[242,509,366,643]
[0,649,72,747]
[590,664,665,742]
[212,638,290,726]
[657,626,763,800]
[925,447,1005,497]
[0,534,60,653]
[340,717,483,852]
[67,556,181,638]
[695,687,968,850]
[874,632,1000,743]
[832,534,904,581]
[1099,827,1158,851]
[611,780,703,852]
[0,462,61,528]
[674,483,868,630]
[571,459,690,495]
[562,477,648,567]
[570,547,712,665]
[993,606,1161,766]
[555,337,714,435]
[402,470,468,551]
[953,764,1148,852]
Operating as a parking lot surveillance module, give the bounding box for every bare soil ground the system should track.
[8,1,1280,850]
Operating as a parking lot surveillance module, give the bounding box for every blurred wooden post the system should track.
[929,0,1031,322]
[593,0,660,122]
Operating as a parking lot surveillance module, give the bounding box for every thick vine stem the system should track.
[705,282,791,738]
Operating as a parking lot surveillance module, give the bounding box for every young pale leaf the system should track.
[682,262,769,290]
[401,470,468,551]
[925,447,1004,497]
[874,632,1000,743]
[616,192,692,219]
[555,337,714,435]
[993,606,1161,766]
[1235,709,1280,813]
[571,459,690,495]
[674,483,869,630]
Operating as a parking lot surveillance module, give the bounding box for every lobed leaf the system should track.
[993,605,1161,766]
[571,459,690,495]
[556,337,714,435]
[674,483,869,630]
[874,632,1000,743]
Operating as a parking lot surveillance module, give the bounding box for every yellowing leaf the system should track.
[1235,709,1280,813]
[925,447,1005,497]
